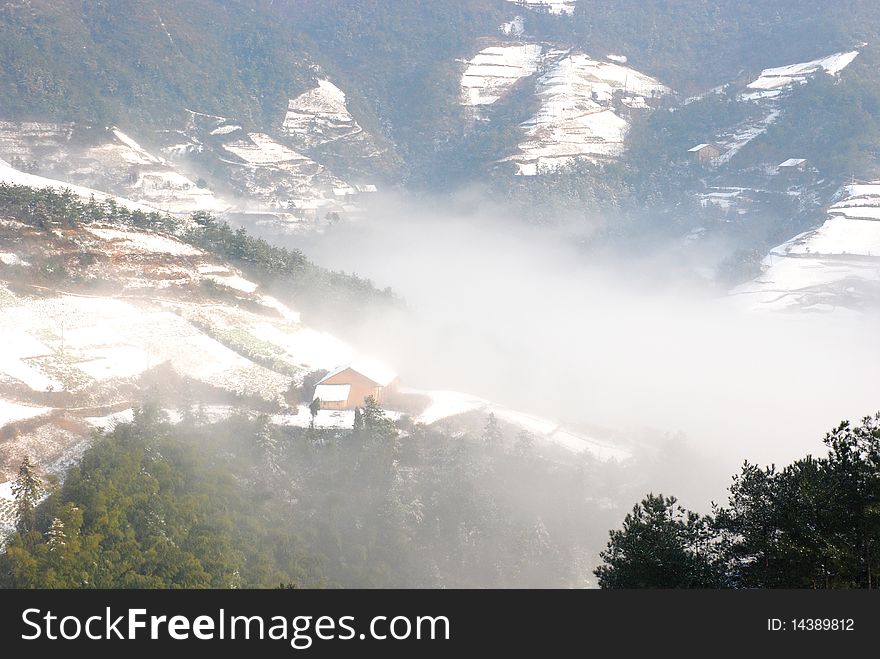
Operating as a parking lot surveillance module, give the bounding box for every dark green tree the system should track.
[11,456,42,534]
[308,398,321,428]
[594,494,721,588]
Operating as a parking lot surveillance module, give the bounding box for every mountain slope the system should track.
[733,182,880,312]
[0,184,629,539]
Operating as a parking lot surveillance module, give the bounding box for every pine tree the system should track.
[11,456,42,534]
[594,494,721,588]
[47,517,67,552]
[483,413,502,444]
[308,398,321,429]
[353,407,364,431]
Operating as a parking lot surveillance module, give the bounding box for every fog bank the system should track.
[274,194,880,503]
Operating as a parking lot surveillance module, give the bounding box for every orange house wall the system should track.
[319,369,400,409]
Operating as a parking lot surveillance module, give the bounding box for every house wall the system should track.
[696,146,720,162]
[319,399,348,411]
[319,369,401,409]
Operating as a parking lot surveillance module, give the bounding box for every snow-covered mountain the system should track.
[460,43,670,174]
[510,51,668,173]
[0,76,386,232]
[692,49,860,166]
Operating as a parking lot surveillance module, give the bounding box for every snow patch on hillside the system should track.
[745,50,859,97]
[0,400,51,427]
[279,78,385,178]
[733,181,880,312]
[509,51,668,173]
[84,227,203,256]
[461,44,545,106]
[224,133,310,166]
[282,80,361,147]
[505,0,576,15]
[410,388,629,461]
[0,159,160,213]
[0,123,229,215]
[700,50,860,167]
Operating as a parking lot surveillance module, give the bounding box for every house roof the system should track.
[313,383,351,403]
[778,158,807,168]
[688,143,714,152]
[621,96,648,109]
[317,357,398,387]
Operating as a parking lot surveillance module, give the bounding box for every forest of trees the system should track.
[0,399,624,588]
[595,413,880,588]
[4,405,878,589]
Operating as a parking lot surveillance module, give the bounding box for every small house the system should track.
[777,158,808,177]
[688,143,724,164]
[333,186,357,200]
[312,358,399,410]
[290,199,320,221]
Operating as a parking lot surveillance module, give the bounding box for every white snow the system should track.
[128,169,227,214]
[84,226,202,256]
[76,346,152,381]
[547,429,629,460]
[734,182,880,311]
[0,252,29,266]
[83,408,135,429]
[410,389,629,461]
[509,51,668,172]
[413,389,489,426]
[0,400,51,427]
[210,124,242,136]
[747,51,859,92]
[461,44,545,106]
[0,327,61,391]
[272,406,356,429]
[110,128,164,164]
[281,79,372,151]
[714,108,780,165]
[223,133,309,165]
[205,273,259,293]
[313,383,351,403]
[786,216,880,257]
[505,0,577,15]
[0,160,162,214]
[247,323,353,373]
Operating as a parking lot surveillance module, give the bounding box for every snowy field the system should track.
[408,388,629,461]
[0,159,160,213]
[505,0,577,15]
[282,80,367,149]
[461,44,545,106]
[708,50,859,165]
[744,50,859,99]
[509,52,668,173]
[0,124,229,215]
[733,182,880,311]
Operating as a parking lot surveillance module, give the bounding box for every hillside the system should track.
[0,184,629,542]
[733,181,880,312]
